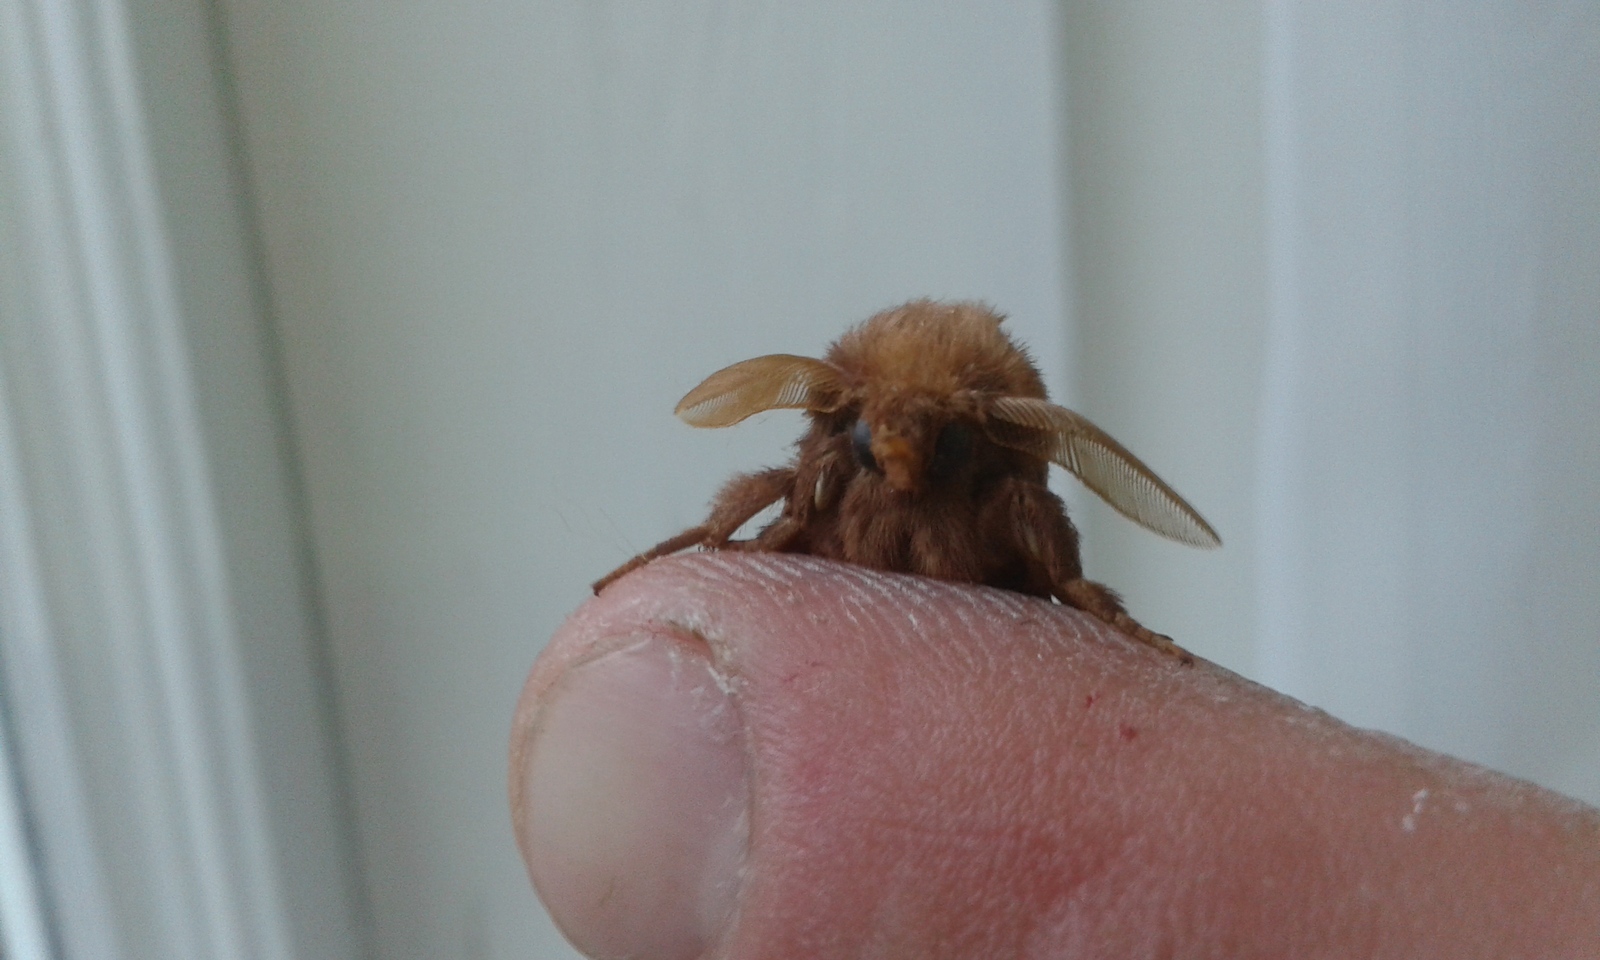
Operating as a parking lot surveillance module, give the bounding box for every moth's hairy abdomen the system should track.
[595,300,1218,664]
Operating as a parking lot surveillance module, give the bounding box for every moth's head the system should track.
[835,392,978,494]
[824,301,1046,493]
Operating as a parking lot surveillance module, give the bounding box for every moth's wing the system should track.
[675,354,846,427]
[986,397,1222,548]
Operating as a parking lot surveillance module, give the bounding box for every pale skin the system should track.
[511,554,1600,959]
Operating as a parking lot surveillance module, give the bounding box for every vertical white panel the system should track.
[1262,1,1600,801]
[1259,1,1418,730]
[216,2,1069,956]
[1058,2,1269,673]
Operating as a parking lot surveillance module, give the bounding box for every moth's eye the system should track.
[927,422,973,481]
[851,418,879,472]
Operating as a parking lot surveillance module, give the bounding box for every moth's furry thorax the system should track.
[824,300,1048,402]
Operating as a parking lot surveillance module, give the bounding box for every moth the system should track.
[595,300,1220,662]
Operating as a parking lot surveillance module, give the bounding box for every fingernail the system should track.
[515,634,748,960]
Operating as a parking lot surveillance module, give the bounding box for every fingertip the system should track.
[511,626,747,960]
[515,554,1600,958]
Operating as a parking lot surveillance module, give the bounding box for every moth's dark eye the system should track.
[927,422,973,481]
[851,418,879,472]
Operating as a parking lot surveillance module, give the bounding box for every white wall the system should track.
[216,3,1072,957]
[1260,0,1600,802]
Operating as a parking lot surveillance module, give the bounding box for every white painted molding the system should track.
[0,432,67,959]
[0,0,359,956]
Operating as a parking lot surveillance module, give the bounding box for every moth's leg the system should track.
[592,525,712,593]
[734,513,803,553]
[1002,478,1195,665]
[730,449,844,555]
[1056,579,1195,666]
[592,468,795,593]
[702,468,797,547]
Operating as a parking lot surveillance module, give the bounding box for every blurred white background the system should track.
[1,2,1595,959]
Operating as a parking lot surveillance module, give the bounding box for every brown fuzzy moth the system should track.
[595,300,1220,662]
